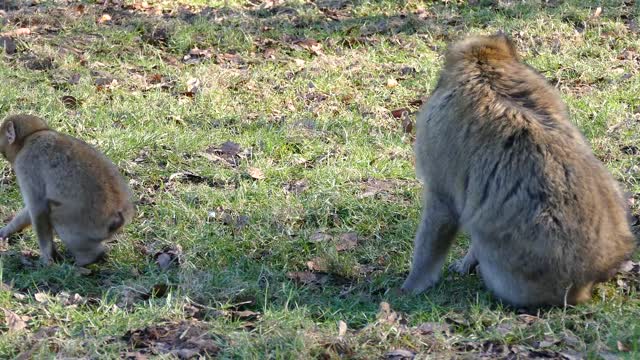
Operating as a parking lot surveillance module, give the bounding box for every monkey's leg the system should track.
[402,193,458,294]
[449,242,478,275]
[0,208,31,239]
[28,203,60,265]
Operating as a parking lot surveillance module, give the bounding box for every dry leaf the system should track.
[0,28,31,37]
[3,308,28,332]
[61,95,79,109]
[123,320,220,357]
[247,167,265,180]
[415,322,450,335]
[98,14,112,24]
[286,271,328,286]
[385,349,415,360]
[306,257,328,272]
[337,320,347,337]
[593,6,602,18]
[617,340,630,352]
[153,244,183,270]
[336,232,358,251]
[391,108,409,119]
[34,292,50,304]
[309,231,332,243]
[76,266,93,276]
[283,179,308,194]
[183,48,212,65]
[0,36,16,54]
[186,78,200,94]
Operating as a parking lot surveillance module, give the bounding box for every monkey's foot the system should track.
[401,273,440,294]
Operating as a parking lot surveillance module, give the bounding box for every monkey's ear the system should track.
[5,121,16,144]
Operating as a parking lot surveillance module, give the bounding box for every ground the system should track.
[0,0,639,358]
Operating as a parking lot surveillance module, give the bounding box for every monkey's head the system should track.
[444,32,520,70]
[71,242,107,267]
[0,114,49,162]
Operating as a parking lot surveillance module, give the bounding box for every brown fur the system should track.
[401,34,636,307]
[0,114,134,266]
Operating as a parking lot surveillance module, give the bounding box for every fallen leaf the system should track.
[592,6,602,18]
[385,349,415,360]
[76,266,93,276]
[286,271,328,286]
[335,232,358,251]
[309,231,332,243]
[24,56,54,71]
[617,340,630,352]
[204,141,246,167]
[68,73,81,85]
[209,207,249,231]
[399,66,417,77]
[95,77,116,88]
[291,38,323,56]
[153,244,183,270]
[263,48,276,59]
[230,310,260,321]
[283,179,308,194]
[377,302,405,325]
[141,283,170,300]
[306,257,328,272]
[61,95,79,109]
[0,36,16,54]
[337,320,347,337]
[517,313,540,324]
[534,337,558,349]
[401,112,414,135]
[386,78,399,88]
[74,4,86,14]
[123,320,220,357]
[98,14,112,24]
[415,322,451,335]
[3,308,28,332]
[19,250,38,268]
[391,108,409,119]
[1,28,30,37]
[409,97,428,107]
[216,53,245,67]
[186,78,200,95]
[621,145,639,155]
[247,167,265,180]
[34,292,50,304]
[183,48,212,65]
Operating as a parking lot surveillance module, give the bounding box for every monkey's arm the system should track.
[0,208,31,239]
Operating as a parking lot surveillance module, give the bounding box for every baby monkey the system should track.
[402,34,636,307]
[0,114,134,266]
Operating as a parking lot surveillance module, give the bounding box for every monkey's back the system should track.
[416,36,635,305]
[15,130,133,237]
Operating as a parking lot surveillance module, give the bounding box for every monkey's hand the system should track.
[449,250,479,275]
[0,226,13,241]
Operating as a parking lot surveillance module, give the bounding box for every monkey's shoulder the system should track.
[17,131,120,178]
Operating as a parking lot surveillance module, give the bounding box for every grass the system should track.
[0,0,639,358]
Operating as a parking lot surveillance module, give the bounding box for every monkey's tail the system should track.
[107,203,134,234]
[107,211,125,233]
